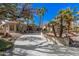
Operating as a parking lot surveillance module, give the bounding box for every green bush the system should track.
[0,39,13,51]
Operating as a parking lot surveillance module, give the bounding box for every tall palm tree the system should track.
[56,15,64,37]
[58,8,75,37]
[36,7,46,28]
[64,8,74,33]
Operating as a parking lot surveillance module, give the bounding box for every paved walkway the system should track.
[4,33,79,56]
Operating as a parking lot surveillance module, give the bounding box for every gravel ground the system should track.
[3,33,79,56]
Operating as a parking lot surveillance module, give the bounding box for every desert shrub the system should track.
[0,39,13,51]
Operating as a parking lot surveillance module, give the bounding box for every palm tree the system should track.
[36,7,46,28]
[54,9,64,37]
[64,8,74,33]
[56,15,64,37]
[48,20,58,37]
[58,8,75,37]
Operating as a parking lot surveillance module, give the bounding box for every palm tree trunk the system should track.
[67,21,71,33]
[39,16,42,28]
[59,16,63,37]
[52,25,57,37]
[25,18,29,32]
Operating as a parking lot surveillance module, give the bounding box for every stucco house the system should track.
[0,20,27,34]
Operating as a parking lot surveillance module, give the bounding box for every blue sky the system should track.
[18,3,79,25]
